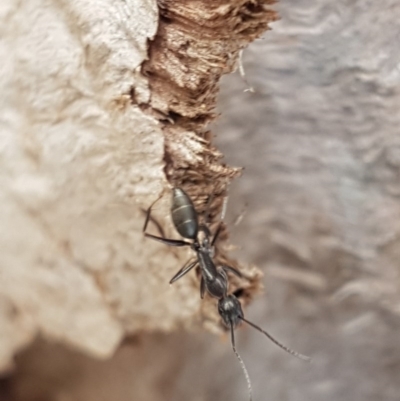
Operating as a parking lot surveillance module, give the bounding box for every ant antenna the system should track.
[239,316,311,362]
[230,322,253,401]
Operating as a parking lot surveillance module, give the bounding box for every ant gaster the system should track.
[143,187,242,299]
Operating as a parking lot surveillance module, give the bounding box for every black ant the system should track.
[143,187,242,299]
[143,188,311,401]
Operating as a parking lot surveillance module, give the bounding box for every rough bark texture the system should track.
[142,0,276,122]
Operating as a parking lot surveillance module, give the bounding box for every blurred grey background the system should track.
[9,0,400,400]
[213,0,400,399]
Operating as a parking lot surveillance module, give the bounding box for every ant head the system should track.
[218,295,243,329]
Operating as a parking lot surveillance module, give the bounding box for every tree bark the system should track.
[0,0,274,379]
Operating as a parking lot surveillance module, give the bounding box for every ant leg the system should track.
[144,233,190,247]
[142,194,164,234]
[170,260,198,284]
[142,205,165,238]
[203,190,215,226]
[205,189,229,223]
[222,265,243,278]
[200,277,206,299]
[211,222,223,246]
[220,192,229,222]
[210,192,229,246]
[200,277,205,298]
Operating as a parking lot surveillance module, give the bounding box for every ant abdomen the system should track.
[171,188,199,240]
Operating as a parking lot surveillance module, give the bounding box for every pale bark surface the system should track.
[0,0,198,371]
